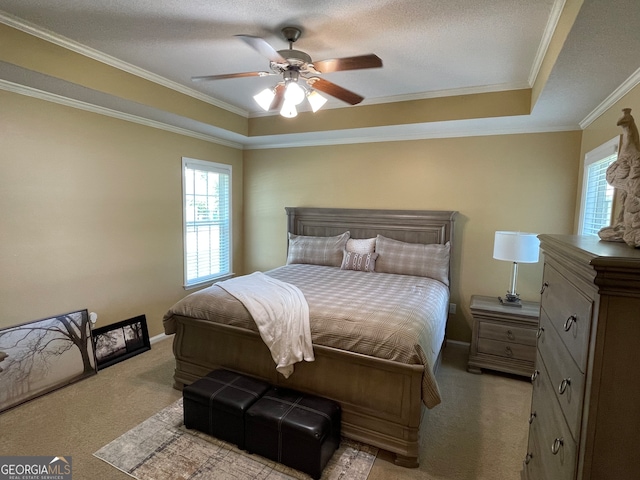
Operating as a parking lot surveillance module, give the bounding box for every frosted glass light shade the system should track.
[307,90,328,112]
[493,231,540,263]
[253,88,275,111]
[280,100,297,118]
[284,81,305,106]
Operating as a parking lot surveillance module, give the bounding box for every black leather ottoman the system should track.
[183,369,270,450]
[245,387,341,480]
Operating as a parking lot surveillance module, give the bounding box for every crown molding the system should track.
[579,67,640,129]
[0,10,248,118]
[529,0,566,86]
[0,78,244,149]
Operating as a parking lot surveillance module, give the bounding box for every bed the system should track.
[163,207,457,467]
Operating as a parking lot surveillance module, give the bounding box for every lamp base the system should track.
[498,293,522,307]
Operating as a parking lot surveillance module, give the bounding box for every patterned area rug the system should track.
[94,398,378,480]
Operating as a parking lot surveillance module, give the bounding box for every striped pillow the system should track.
[341,251,379,272]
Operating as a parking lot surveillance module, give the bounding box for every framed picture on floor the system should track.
[0,309,98,413]
[92,314,151,370]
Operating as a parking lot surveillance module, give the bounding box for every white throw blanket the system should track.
[217,272,314,378]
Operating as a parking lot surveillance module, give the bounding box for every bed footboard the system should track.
[170,315,426,466]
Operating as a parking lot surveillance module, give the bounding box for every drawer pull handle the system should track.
[540,282,549,294]
[531,370,539,383]
[536,327,544,339]
[524,453,533,465]
[529,411,537,424]
[505,346,514,357]
[551,437,564,455]
[506,330,515,341]
[564,315,577,332]
[559,378,571,395]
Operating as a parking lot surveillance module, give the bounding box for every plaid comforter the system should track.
[163,264,449,408]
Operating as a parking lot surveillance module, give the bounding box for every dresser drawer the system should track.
[540,264,593,370]
[476,338,536,362]
[478,321,537,346]
[538,309,585,440]
[529,355,577,480]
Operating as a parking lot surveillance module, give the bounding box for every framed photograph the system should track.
[92,315,150,370]
[0,309,97,413]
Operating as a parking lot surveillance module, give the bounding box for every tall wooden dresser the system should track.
[522,234,640,480]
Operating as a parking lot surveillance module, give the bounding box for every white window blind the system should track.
[579,138,618,236]
[182,158,232,287]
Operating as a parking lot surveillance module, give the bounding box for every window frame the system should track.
[577,137,619,236]
[181,157,233,289]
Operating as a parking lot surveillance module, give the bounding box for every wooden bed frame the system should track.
[169,207,457,467]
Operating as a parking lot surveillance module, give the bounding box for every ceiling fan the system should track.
[192,27,383,117]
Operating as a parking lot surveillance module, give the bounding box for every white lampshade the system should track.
[307,90,328,112]
[253,88,276,111]
[493,231,540,263]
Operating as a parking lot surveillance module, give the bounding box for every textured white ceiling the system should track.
[1,0,640,148]
[0,0,553,112]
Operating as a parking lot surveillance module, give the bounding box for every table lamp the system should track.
[493,231,540,307]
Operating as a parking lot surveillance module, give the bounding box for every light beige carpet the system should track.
[0,337,531,480]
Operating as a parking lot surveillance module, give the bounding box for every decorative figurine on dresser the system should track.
[521,235,640,480]
[598,108,640,247]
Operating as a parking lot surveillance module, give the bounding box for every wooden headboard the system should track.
[285,207,457,247]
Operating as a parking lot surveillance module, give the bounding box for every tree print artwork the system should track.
[0,309,97,413]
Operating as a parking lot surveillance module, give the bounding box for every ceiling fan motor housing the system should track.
[277,49,311,67]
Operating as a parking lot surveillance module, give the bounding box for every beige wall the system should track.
[0,90,243,337]
[575,83,640,231]
[0,86,584,344]
[243,131,582,341]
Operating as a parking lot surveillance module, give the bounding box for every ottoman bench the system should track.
[245,387,341,480]
[183,369,270,450]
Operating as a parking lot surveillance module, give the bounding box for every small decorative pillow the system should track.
[375,235,450,285]
[341,250,379,272]
[286,231,350,267]
[346,237,376,254]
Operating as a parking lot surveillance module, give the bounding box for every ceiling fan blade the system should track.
[191,71,272,82]
[312,54,382,74]
[235,34,286,63]
[269,84,285,111]
[310,78,364,105]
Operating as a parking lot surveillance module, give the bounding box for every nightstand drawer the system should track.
[476,338,536,362]
[540,264,593,370]
[478,322,537,346]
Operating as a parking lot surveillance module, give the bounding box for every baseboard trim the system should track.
[446,339,471,348]
[150,333,171,345]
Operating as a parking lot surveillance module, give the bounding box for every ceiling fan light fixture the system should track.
[253,87,276,111]
[307,90,328,112]
[284,81,305,106]
[280,100,298,118]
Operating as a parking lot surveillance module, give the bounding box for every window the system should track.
[578,138,618,236]
[182,158,232,287]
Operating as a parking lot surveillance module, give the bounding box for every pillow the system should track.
[341,250,379,272]
[286,231,350,267]
[346,237,376,254]
[374,235,450,285]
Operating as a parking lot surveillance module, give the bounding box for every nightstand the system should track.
[467,294,539,377]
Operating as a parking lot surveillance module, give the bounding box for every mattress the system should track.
[163,264,449,407]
